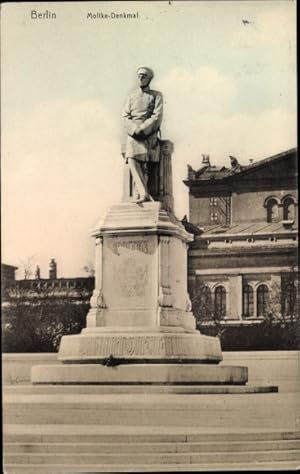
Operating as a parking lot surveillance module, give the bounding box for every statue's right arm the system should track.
[122,94,138,137]
[138,92,163,136]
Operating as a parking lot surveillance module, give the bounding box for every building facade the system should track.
[184,148,298,327]
[1,264,18,301]
[1,264,18,288]
[2,259,94,306]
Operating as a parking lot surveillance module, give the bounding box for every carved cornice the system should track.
[91,202,194,242]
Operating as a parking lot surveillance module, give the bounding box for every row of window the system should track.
[243,283,297,317]
[243,284,268,317]
[198,283,297,319]
[209,196,231,224]
[265,195,297,223]
[207,194,297,225]
[16,279,94,290]
[200,285,226,318]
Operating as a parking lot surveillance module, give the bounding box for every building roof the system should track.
[198,221,298,239]
[1,263,18,271]
[185,148,297,183]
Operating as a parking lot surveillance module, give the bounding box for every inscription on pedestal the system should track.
[110,239,153,256]
[62,334,221,359]
[83,336,165,357]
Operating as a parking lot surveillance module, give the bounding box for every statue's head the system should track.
[136,66,154,88]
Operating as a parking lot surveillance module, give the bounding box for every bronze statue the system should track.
[121,67,163,203]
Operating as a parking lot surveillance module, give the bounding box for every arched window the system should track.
[266,199,279,223]
[257,284,269,317]
[283,197,295,221]
[282,284,296,315]
[193,284,213,322]
[214,286,226,319]
[243,285,254,318]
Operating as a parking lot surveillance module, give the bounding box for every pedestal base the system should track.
[57,330,222,364]
[31,363,248,385]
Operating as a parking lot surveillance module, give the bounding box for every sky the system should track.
[1,0,297,278]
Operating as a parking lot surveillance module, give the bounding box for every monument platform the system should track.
[31,363,248,385]
[31,201,248,387]
[29,202,278,392]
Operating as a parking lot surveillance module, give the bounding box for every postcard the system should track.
[2,1,298,472]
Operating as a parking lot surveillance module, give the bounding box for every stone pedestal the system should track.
[60,202,222,366]
[86,202,196,334]
[31,202,249,386]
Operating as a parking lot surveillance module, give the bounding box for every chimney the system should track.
[202,154,210,166]
[49,259,57,280]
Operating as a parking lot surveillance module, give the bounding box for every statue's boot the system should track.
[135,193,154,204]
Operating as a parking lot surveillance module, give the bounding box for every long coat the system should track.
[121,86,163,162]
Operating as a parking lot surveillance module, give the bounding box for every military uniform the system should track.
[122,86,163,162]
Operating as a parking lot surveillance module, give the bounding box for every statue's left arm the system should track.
[139,92,163,136]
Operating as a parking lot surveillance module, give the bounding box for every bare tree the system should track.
[267,267,299,323]
[2,277,90,352]
[263,267,299,348]
[191,282,227,339]
[19,255,36,280]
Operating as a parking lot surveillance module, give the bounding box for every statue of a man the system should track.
[121,67,163,203]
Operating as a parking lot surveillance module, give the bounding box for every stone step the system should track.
[4,439,300,453]
[31,363,246,383]
[4,461,300,472]
[4,450,300,465]
[4,383,278,395]
[4,392,299,429]
[4,424,300,443]
[5,427,300,472]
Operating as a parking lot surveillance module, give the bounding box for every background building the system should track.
[184,148,298,343]
[1,264,18,300]
[2,260,94,352]
[2,260,94,305]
